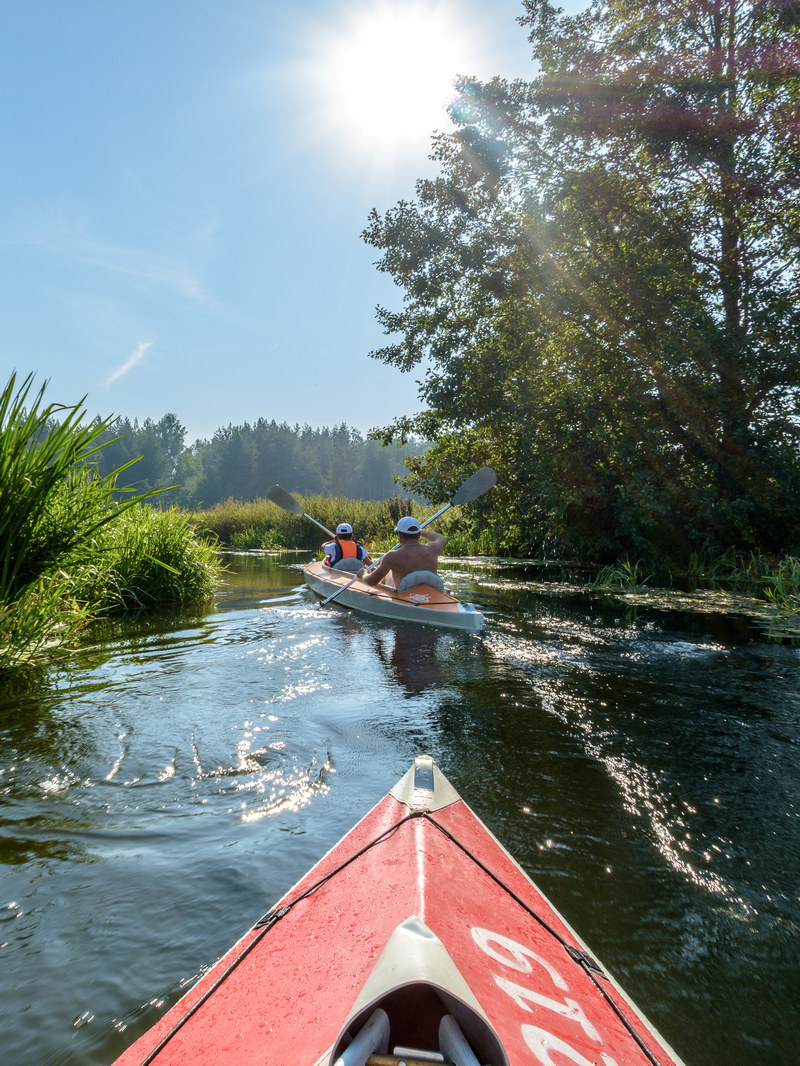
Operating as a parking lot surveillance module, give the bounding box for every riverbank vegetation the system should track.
[189,493,500,556]
[0,374,220,673]
[191,493,799,636]
[363,0,800,570]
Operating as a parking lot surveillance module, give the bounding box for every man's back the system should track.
[384,537,443,585]
[360,524,446,589]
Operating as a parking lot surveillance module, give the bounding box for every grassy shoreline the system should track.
[0,374,222,675]
[185,493,500,556]
[1,503,222,674]
[189,495,800,639]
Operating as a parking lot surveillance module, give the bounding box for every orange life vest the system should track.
[325,538,361,566]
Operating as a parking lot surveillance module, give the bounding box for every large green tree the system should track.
[365,0,800,562]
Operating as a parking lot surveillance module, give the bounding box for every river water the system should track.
[0,552,798,1065]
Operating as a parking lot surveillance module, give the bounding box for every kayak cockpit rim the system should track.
[320,916,510,1066]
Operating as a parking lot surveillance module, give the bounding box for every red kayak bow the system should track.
[112,755,685,1066]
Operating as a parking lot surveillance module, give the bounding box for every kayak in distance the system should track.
[112,754,686,1066]
[304,559,485,632]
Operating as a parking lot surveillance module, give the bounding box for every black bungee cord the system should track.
[132,808,668,1066]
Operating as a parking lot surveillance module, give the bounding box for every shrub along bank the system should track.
[0,374,221,674]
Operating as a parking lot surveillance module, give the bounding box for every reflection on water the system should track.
[0,551,798,1065]
[372,624,446,696]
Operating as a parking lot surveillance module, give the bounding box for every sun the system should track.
[306,1,477,162]
[327,4,464,146]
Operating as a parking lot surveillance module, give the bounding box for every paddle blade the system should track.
[451,467,497,506]
[267,485,303,514]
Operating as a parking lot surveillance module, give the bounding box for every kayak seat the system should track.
[396,570,445,593]
[332,558,363,573]
[366,1011,475,1064]
[332,990,501,1066]
[335,1005,468,1066]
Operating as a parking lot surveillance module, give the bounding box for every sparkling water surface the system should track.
[0,552,798,1065]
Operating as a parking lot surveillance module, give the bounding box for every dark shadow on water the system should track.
[372,624,446,697]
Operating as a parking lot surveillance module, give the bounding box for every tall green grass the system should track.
[187,493,502,555]
[79,507,221,613]
[593,559,653,589]
[0,373,221,672]
[1,374,144,601]
[763,557,800,612]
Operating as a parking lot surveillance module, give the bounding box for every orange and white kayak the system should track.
[303,559,485,631]
[112,754,686,1066]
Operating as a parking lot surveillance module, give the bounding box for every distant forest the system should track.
[89,414,427,507]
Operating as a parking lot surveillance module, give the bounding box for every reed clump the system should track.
[0,373,221,672]
[686,548,800,606]
[593,559,653,590]
[81,507,221,612]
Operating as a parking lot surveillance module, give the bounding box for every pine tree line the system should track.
[89,415,426,507]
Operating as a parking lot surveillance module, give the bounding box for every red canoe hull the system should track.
[112,756,685,1066]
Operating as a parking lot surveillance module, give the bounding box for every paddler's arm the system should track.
[358,555,392,586]
[419,528,446,550]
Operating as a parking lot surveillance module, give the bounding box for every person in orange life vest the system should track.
[358,516,446,592]
[322,523,373,573]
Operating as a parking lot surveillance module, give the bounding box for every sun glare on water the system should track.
[308,1,477,164]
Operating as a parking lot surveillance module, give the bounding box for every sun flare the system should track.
[308,1,477,161]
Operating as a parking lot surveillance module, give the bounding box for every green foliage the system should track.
[189,494,411,550]
[685,548,800,622]
[0,374,221,672]
[442,527,501,557]
[91,415,427,509]
[762,558,800,612]
[364,0,800,566]
[187,492,492,554]
[90,412,184,501]
[593,560,653,590]
[227,526,282,551]
[82,507,221,612]
[762,558,800,641]
[0,571,95,671]
[686,547,773,591]
[0,372,150,605]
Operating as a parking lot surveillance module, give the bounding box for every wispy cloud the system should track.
[24,210,210,303]
[106,341,152,388]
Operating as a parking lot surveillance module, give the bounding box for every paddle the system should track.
[267,484,336,539]
[317,466,497,609]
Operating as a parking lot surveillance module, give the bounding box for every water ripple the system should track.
[1,554,798,1066]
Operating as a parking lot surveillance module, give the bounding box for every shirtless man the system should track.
[358,516,446,593]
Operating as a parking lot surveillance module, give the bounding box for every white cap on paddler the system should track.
[394,516,421,534]
[336,523,353,535]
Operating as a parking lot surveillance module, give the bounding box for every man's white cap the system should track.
[394,516,421,534]
[336,523,353,535]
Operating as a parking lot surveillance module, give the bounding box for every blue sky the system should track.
[2,0,546,443]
